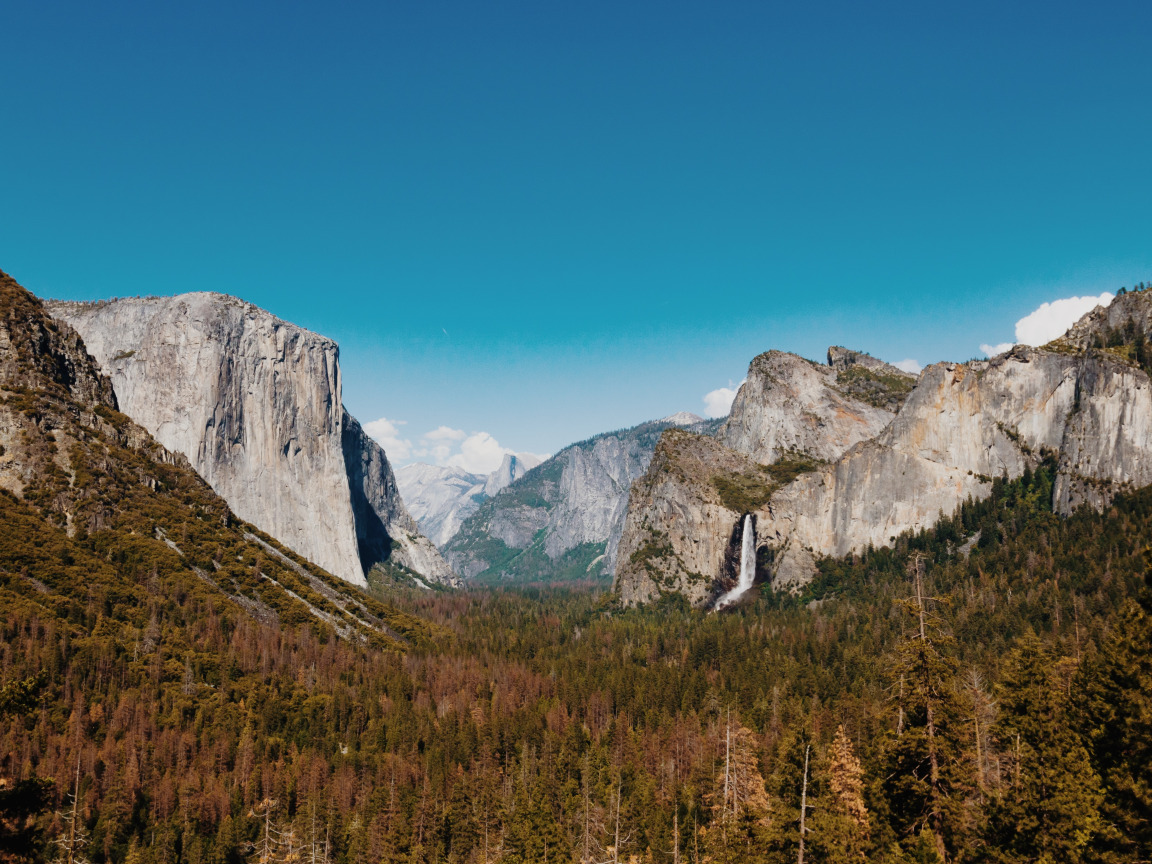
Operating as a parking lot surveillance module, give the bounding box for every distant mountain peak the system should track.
[659,411,705,426]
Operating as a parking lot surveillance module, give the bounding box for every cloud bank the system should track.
[703,380,745,418]
[893,359,922,374]
[364,419,547,475]
[981,291,1114,357]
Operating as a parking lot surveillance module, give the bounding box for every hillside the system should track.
[46,293,455,588]
[616,290,1152,607]
[443,414,720,584]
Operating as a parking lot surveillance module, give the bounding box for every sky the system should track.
[2,1,1150,473]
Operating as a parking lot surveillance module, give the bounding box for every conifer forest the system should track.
[2,459,1151,863]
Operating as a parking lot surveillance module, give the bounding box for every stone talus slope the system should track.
[47,293,452,587]
[615,350,905,605]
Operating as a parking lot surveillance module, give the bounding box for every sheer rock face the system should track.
[342,413,459,586]
[46,292,453,587]
[718,350,904,464]
[444,416,712,583]
[396,454,542,549]
[616,319,1152,606]
[396,464,488,547]
[614,430,759,607]
[616,349,903,605]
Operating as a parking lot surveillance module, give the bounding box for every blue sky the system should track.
[3,1,1150,470]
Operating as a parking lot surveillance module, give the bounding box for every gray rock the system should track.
[719,350,900,464]
[46,292,454,587]
[615,304,1152,606]
[444,415,719,582]
[396,463,486,546]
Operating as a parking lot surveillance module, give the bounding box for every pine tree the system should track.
[981,633,1103,863]
[808,726,870,862]
[52,760,90,864]
[882,557,969,862]
[1074,589,1152,863]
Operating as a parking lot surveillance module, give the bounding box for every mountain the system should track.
[0,269,435,646]
[614,291,1152,607]
[615,349,910,606]
[45,292,456,588]
[396,452,542,547]
[443,412,717,583]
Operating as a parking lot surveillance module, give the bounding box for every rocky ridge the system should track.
[0,269,434,646]
[444,413,716,583]
[46,292,455,588]
[396,452,543,547]
[615,292,1152,607]
[616,350,907,604]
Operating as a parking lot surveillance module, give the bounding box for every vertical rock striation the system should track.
[616,349,905,605]
[444,414,715,583]
[615,296,1152,607]
[46,292,453,587]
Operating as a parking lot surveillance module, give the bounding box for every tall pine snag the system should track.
[883,556,969,862]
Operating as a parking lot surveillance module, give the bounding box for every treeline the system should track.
[2,466,1151,863]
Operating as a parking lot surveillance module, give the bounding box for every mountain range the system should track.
[614,288,1152,607]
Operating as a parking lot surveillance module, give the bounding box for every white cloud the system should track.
[424,425,467,442]
[363,417,413,461]
[894,359,922,374]
[703,380,745,418]
[1014,293,1114,346]
[980,342,1014,358]
[446,432,515,474]
[979,291,1114,357]
[370,417,546,475]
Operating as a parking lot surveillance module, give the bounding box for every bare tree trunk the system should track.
[798,746,810,864]
[914,559,946,863]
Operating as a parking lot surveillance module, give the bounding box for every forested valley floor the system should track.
[3,465,1151,864]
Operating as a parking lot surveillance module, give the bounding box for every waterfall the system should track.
[716,514,756,610]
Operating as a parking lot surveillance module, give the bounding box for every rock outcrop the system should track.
[615,295,1152,606]
[718,350,908,463]
[1,269,431,647]
[445,414,716,583]
[617,350,903,605]
[614,430,766,607]
[396,453,542,547]
[46,292,454,588]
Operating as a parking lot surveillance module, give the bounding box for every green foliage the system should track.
[835,364,917,409]
[981,634,1104,864]
[711,454,822,513]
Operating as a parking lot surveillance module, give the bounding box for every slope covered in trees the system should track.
[2,270,1150,863]
[3,448,1151,862]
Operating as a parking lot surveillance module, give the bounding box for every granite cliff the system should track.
[616,350,908,605]
[396,453,542,547]
[0,269,434,645]
[46,292,455,588]
[444,414,717,583]
[615,291,1152,607]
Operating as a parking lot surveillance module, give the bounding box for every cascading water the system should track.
[715,514,756,610]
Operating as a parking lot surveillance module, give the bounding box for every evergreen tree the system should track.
[882,558,969,862]
[981,634,1103,863]
[0,675,53,864]
[1074,585,1152,862]
[808,726,871,862]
